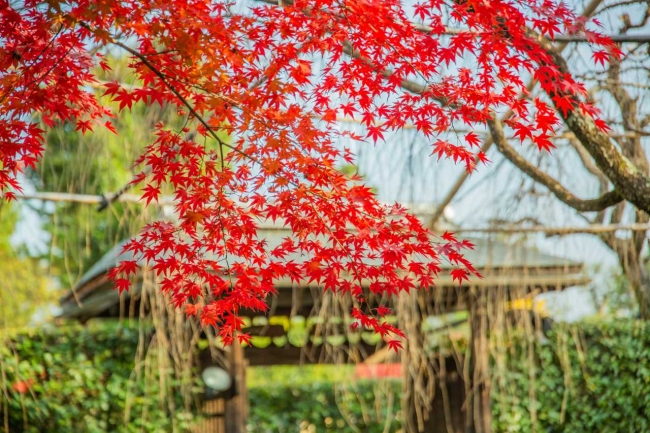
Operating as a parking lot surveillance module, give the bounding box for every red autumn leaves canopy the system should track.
[0,0,615,346]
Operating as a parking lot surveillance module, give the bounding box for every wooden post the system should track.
[466,287,491,433]
[225,342,248,433]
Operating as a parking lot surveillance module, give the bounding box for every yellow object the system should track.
[505,298,549,317]
[269,315,291,331]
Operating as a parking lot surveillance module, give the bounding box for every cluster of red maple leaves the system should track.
[1,0,615,347]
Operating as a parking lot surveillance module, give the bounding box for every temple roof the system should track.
[58,212,589,321]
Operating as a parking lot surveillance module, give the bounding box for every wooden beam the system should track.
[455,223,650,235]
[242,325,286,337]
[14,191,175,205]
[244,342,378,366]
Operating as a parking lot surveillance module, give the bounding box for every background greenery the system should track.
[492,320,650,433]
[0,322,197,433]
[3,319,650,432]
[248,366,402,433]
[248,380,402,433]
[248,320,650,433]
[30,57,171,289]
[0,203,51,330]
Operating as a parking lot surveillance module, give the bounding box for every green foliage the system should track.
[0,204,52,329]
[0,202,17,252]
[0,322,197,433]
[492,320,650,433]
[0,252,51,329]
[248,379,402,433]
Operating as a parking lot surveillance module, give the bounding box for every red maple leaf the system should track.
[551,94,575,117]
[450,268,469,285]
[592,50,609,67]
[387,339,403,353]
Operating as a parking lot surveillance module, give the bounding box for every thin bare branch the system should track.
[487,117,622,212]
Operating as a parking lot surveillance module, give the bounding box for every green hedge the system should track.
[0,323,196,433]
[492,320,650,433]
[248,380,402,432]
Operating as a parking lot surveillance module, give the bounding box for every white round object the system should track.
[443,205,455,221]
[202,366,232,392]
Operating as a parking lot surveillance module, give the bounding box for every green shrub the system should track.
[492,320,650,433]
[0,322,197,433]
[248,380,402,432]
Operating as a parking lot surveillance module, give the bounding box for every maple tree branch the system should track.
[77,21,276,179]
[259,0,623,222]
[78,24,424,296]
[259,0,644,43]
[487,117,622,212]
[533,35,650,214]
[77,22,328,210]
[109,43,241,156]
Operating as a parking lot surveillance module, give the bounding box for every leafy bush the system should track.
[0,322,197,433]
[248,379,402,433]
[492,320,650,433]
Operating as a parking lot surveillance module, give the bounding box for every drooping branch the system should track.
[487,117,622,212]
[568,135,612,225]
